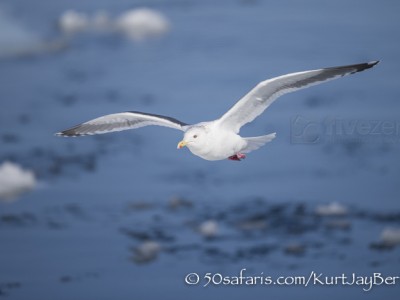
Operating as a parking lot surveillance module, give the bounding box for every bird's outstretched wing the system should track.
[218,61,379,133]
[56,111,188,137]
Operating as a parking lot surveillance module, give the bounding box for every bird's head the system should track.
[177,126,208,151]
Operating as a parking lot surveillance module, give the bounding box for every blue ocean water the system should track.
[0,0,399,299]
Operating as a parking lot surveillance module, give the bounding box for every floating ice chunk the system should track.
[315,202,348,216]
[132,241,161,263]
[0,161,36,201]
[380,227,400,246]
[198,220,218,238]
[57,8,170,41]
[115,8,170,41]
[59,10,90,34]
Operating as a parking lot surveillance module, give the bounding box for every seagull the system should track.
[56,61,379,161]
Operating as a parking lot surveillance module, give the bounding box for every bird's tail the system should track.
[242,133,276,153]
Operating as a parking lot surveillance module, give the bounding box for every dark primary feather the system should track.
[280,61,379,91]
[56,111,188,137]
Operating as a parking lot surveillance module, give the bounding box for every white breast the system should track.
[188,126,246,161]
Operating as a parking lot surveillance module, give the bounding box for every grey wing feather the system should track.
[218,61,379,133]
[56,111,189,137]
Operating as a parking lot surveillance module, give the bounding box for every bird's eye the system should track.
[193,135,198,138]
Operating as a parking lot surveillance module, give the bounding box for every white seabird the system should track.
[56,61,379,161]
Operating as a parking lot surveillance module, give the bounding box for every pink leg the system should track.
[237,153,246,159]
[228,153,246,161]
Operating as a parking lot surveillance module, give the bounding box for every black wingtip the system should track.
[55,130,70,137]
[55,131,72,137]
[54,128,84,137]
[326,60,380,74]
[352,60,380,73]
[367,60,380,67]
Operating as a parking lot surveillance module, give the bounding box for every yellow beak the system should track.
[177,140,187,149]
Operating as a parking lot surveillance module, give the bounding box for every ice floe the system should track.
[198,220,218,238]
[315,202,348,216]
[132,241,161,263]
[0,161,36,201]
[114,8,170,41]
[57,8,170,41]
[380,227,400,246]
[58,10,90,34]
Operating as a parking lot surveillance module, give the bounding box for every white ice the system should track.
[315,202,348,216]
[380,227,400,246]
[0,161,36,201]
[115,8,170,41]
[198,220,219,238]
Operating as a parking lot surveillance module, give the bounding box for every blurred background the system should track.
[0,0,399,299]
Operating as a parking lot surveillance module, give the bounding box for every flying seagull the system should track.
[56,61,379,161]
